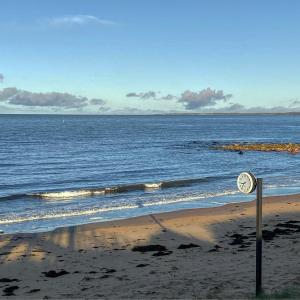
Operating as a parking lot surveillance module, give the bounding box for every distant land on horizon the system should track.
[2,112,300,116]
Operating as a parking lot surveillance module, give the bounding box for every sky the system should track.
[0,0,300,114]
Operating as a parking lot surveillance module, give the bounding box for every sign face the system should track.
[237,172,257,194]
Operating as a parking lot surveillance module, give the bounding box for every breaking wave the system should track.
[0,189,239,225]
[143,190,239,207]
[0,204,139,225]
[0,175,229,201]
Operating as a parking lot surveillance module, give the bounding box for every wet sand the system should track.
[1,193,300,299]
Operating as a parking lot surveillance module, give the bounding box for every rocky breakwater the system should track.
[213,143,300,154]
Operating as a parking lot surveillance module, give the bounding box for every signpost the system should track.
[237,172,263,297]
[256,178,263,296]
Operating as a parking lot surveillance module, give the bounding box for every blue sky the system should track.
[0,0,300,114]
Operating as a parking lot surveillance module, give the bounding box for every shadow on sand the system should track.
[0,196,300,298]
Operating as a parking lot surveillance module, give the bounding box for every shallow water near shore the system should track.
[1,114,300,234]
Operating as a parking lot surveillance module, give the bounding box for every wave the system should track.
[143,190,239,207]
[0,175,228,201]
[40,190,95,199]
[0,190,239,225]
[0,204,139,225]
[144,183,162,189]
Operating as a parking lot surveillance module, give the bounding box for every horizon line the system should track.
[1,112,300,116]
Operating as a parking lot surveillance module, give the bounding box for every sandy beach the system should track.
[1,194,300,299]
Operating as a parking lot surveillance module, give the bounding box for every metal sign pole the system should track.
[256,178,263,297]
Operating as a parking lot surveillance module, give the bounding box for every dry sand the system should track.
[0,194,300,299]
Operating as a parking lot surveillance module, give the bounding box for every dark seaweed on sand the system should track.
[131,245,167,252]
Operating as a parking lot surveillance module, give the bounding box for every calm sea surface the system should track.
[1,114,300,233]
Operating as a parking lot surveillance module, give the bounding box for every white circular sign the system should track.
[237,172,257,194]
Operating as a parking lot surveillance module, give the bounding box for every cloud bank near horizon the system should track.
[126,88,232,109]
[0,87,106,109]
[0,85,299,114]
[199,103,300,114]
[124,87,300,114]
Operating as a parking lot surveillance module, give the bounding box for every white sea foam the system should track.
[0,204,139,225]
[0,190,239,225]
[105,187,118,193]
[39,190,93,199]
[144,183,162,189]
[93,190,106,195]
[37,189,107,199]
[143,190,238,207]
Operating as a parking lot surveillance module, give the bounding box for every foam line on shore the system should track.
[0,204,140,225]
[143,190,238,207]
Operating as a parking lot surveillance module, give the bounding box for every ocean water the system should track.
[1,114,300,234]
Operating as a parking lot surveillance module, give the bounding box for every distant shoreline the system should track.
[1,112,300,116]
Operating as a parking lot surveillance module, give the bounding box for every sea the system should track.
[1,114,300,234]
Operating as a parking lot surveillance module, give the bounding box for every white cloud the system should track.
[102,106,171,115]
[126,91,177,101]
[178,88,232,110]
[126,91,157,100]
[90,98,106,106]
[0,87,90,109]
[47,15,116,27]
[289,98,300,107]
